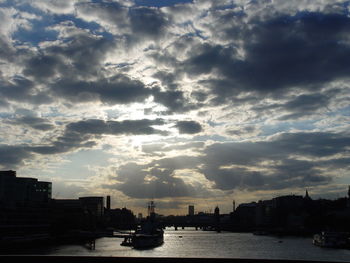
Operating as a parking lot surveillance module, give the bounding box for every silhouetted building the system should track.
[106,195,111,210]
[109,207,136,229]
[51,199,85,232]
[0,171,52,239]
[79,196,104,218]
[0,170,51,209]
[256,200,273,227]
[0,170,17,208]
[188,205,194,216]
[234,202,257,229]
[272,195,305,228]
[51,197,106,232]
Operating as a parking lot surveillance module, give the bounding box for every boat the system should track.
[120,236,133,246]
[313,231,350,248]
[132,227,164,249]
[120,225,163,249]
[120,201,164,249]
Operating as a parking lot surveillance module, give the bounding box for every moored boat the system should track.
[313,231,350,248]
[132,229,164,249]
[120,201,164,249]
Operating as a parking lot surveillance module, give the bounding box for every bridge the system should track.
[160,223,220,231]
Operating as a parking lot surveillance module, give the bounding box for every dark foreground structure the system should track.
[0,256,346,263]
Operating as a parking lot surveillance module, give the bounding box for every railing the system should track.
[0,256,342,263]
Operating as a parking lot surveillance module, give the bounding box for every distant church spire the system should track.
[304,189,312,201]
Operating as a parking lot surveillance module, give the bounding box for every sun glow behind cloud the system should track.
[0,0,349,215]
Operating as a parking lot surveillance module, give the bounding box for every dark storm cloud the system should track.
[23,54,64,81]
[270,132,350,157]
[22,32,115,82]
[0,36,15,62]
[278,93,331,120]
[106,155,205,199]
[112,162,196,199]
[12,5,192,111]
[227,126,258,136]
[200,132,350,190]
[46,33,114,77]
[0,98,9,108]
[176,120,202,134]
[273,159,329,186]
[183,12,350,102]
[284,93,331,112]
[20,28,117,98]
[0,77,33,101]
[110,131,350,198]
[30,129,96,155]
[0,145,32,168]
[129,7,170,38]
[5,116,55,131]
[152,71,178,90]
[0,117,170,166]
[32,118,170,154]
[66,118,168,136]
[76,1,128,27]
[52,75,152,105]
[14,13,191,112]
[117,176,193,199]
[0,77,52,105]
[203,132,350,167]
[251,89,340,120]
[151,87,196,113]
[147,48,178,68]
[22,50,196,110]
[151,71,204,113]
[77,2,169,40]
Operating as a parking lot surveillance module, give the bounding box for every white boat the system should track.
[313,231,349,248]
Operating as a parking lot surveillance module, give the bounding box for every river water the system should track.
[14,228,350,262]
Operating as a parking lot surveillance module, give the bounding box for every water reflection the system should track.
[9,228,350,262]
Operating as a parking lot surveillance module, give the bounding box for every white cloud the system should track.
[30,0,77,14]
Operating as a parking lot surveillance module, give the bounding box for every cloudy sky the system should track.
[1,0,350,215]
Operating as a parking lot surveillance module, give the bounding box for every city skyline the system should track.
[1,169,349,217]
[0,0,350,216]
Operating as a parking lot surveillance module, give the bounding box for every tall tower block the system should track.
[106,195,111,210]
[188,205,194,216]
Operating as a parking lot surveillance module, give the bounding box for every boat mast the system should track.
[148,201,155,216]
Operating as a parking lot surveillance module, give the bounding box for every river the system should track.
[10,228,350,262]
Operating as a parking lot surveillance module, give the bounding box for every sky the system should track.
[0,0,350,216]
